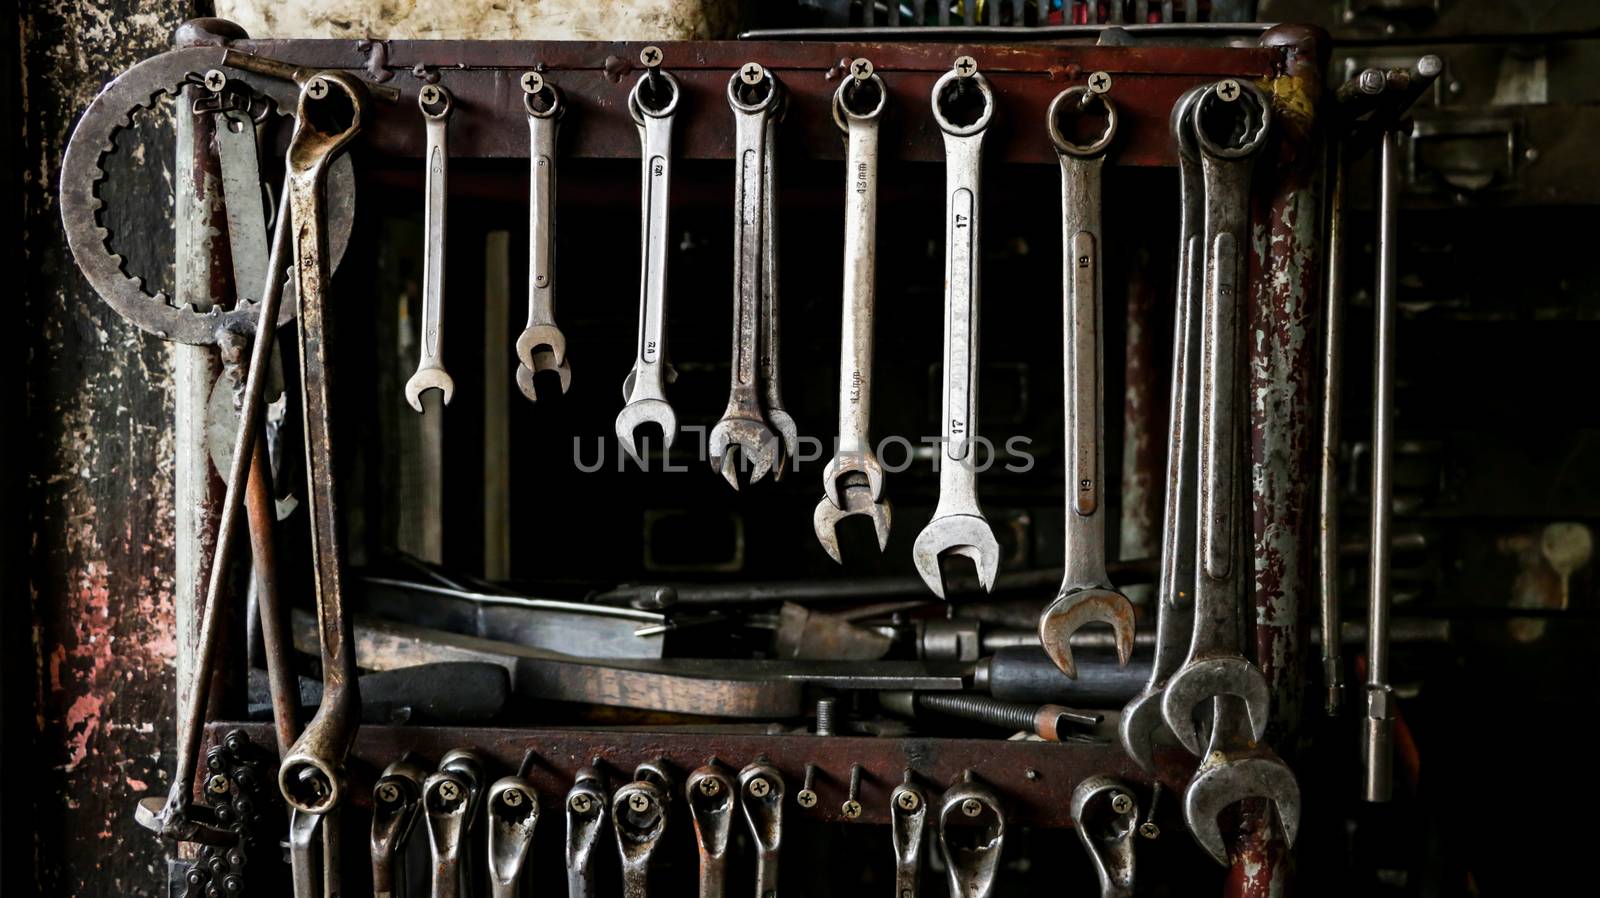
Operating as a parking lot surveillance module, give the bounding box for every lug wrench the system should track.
[515,72,572,399]
[486,754,541,898]
[566,764,609,898]
[405,84,456,411]
[616,62,682,465]
[423,766,472,898]
[936,772,1005,898]
[889,772,927,898]
[1119,85,1207,771]
[912,60,1000,599]
[1070,776,1137,898]
[615,761,674,898]
[710,63,784,489]
[1037,80,1136,679]
[739,758,785,898]
[687,761,735,898]
[759,86,799,475]
[1159,80,1275,755]
[815,60,892,561]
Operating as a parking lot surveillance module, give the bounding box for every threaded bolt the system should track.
[815,697,836,736]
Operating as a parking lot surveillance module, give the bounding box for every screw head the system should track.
[961,798,983,818]
[1110,793,1134,815]
[376,782,400,804]
[1088,71,1112,94]
[796,789,818,808]
[306,77,329,100]
[420,85,442,105]
[1216,79,1241,102]
[747,777,771,798]
[437,781,461,802]
[954,56,977,78]
[207,774,230,795]
[203,69,227,92]
[640,46,662,67]
[520,71,544,95]
[1139,821,1161,839]
[851,58,874,81]
[740,63,765,86]
[628,791,651,813]
[841,799,862,819]
[569,793,594,814]
[698,777,722,797]
[895,789,920,812]
[502,788,526,808]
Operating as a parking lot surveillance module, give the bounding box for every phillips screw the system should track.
[1216,78,1242,101]
[961,798,983,817]
[895,789,920,812]
[740,62,765,86]
[501,787,527,808]
[1110,792,1134,815]
[628,791,652,813]
[520,71,544,95]
[699,776,722,797]
[841,764,863,819]
[747,776,771,798]
[376,782,400,804]
[420,84,442,106]
[306,77,328,100]
[796,763,818,808]
[437,780,461,802]
[203,69,227,92]
[851,57,874,81]
[207,774,230,795]
[954,55,977,78]
[1088,71,1112,94]
[1139,783,1163,839]
[569,793,594,814]
[640,45,663,67]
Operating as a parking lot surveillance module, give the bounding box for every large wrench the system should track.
[739,759,784,898]
[1119,85,1207,771]
[1070,776,1137,898]
[372,757,427,898]
[486,761,541,898]
[1160,80,1274,755]
[889,773,927,898]
[815,63,892,562]
[423,766,471,898]
[614,761,673,898]
[710,63,783,490]
[1037,83,1137,679]
[1182,695,1301,865]
[936,773,1005,898]
[686,762,735,898]
[759,89,799,474]
[405,84,456,411]
[515,72,573,397]
[912,63,1000,599]
[565,765,609,898]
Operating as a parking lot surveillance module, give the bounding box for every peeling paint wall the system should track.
[214,0,739,40]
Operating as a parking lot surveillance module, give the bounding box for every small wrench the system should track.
[686,762,735,898]
[912,63,1000,598]
[889,773,927,898]
[405,84,456,412]
[1070,776,1137,898]
[1119,85,1207,771]
[710,63,784,489]
[566,765,609,898]
[739,758,785,898]
[936,772,1005,898]
[372,757,427,898]
[441,749,487,898]
[423,767,472,898]
[1038,83,1137,680]
[616,68,682,465]
[486,761,540,898]
[759,89,799,474]
[515,72,573,392]
[1182,695,1301,865]
[1160,80,1275,755]
[815,64,892,562]
[614,761,673,898]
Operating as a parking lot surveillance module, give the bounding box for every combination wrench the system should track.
[687,762,735,898]
[711,63,784,489]
[565,764,609,898]
[515,71,573,400]
[889,772,927,898]
[1119,85,1207,771]
[1070,776,1138,898]
[615,760,674,898]
[616,62,681,466]
[442,748,488,897]
[486,756,541,898]
[1183,694,1301,865]
[423,765,472,898]
[759,87,799,475]
[405,84,456,412]
[814,61,892,562]
[936,772,1005,898]
[1037,80,1137,680]
[372,757,427,898]
[739,758,785,898]
[912,60,1001,599]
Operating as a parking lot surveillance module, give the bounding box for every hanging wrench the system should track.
[936,772,1005,898]
[1119,85,1207,771]
[405,84,455,412]
[615,761,673,898]
[514,71,573,394]
[1160,80,1274,755]
[889,772,927,898]
[739,758,785,898]
[686,761,735,898]
[912,61,1000,599]
[1037,81,1137,679]
[815,61,892,562]
[566,764,609,898]
[441,748,487,898]
[423,766,471,898]
[372,757,427,898]
[1182,695,1301,865]
[710,63,783,489]
[1070,776,1137,898]
[616,63,681,465]
[759,87,798,474]
[486,757,541,898]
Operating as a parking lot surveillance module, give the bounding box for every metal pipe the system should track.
[1318,137,1347,718]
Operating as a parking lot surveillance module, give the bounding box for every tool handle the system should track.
[1059,153,1109,589]
[629,79,677,399]
[933,128,985,518]
[526,103,560,328]
[837,113,880,452]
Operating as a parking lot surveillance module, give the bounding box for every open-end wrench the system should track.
[815,62,892,562]
[710,63,783,490]
[889,772,927,898]
[758,88,798,474]
[912,62,1000,599]
[686,762,735,898]
[566,765,609,898]
[405,84,456,412]
[486,758,541,898]
[1119,85,1207,771]
[614,761,673,898]
[936,772,1005,898]
[616,65,681,465]
[1160,79,1275,755]
[515,71,573,393]
[739,758,785,898]
[423,766,471,898]
[1182,695,1301,865]
[1037,82,1137,680]
[372,757,427,898]
[441,748,487,898]
[1070,776,1137,898]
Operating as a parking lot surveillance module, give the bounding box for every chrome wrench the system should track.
[912,60,1000,599]
[759,86,798,473]
[566,765,609,898]
[936,772,1005,898]
[515,71,573,396]
[1070,776,1137,898]
[423,766,471,898]
[405,84,455,412]
[1038,81,1137,679]
[441,749,487,898]
[372,757,427,898]
[486,758,541,898]
[615,761,673,898]
[739,759,785,898]
[686,762,734,898]
[889,772,927,898]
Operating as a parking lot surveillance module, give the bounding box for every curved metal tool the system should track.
[686,762,735,898]
[1070,776,1137,898]
[405,83,456,411]
[486,766,541,898]
[614,762,673,898]
[936,772,1005,898]
[759,87,798,475]
[889,773,927,898]
[1038,82,1136,680]
[616,69,681,465]
[565,765,609,898]
[739,758,785,898]
[815,66,892,562]
[912,63,1000,598]
[423,767,472,898]
[515,73,573,389]
[1119,85,1207,771]
[1160,80,1275,756]
[441,749,487,897]
[372,757,427,898]
[710,63,784,490]
[1182,696,1302,865]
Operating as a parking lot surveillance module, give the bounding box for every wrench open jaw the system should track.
[1182,699,1301,866]
[515,325,569,373]
[813,476,892,563]
[515,352,572,403]
[913,513,1001,599]
[1038,588,1138,679]
[709,418,782,490]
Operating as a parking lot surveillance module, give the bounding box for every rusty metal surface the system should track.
[226,38,1279,165]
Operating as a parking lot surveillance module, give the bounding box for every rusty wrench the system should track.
[1038,82,1137,680]
[615,761,674,898]
[1182,695,1301,865]
[889,772,927,898]
[815,62,892,561]
[687,762,735,898]
[405,84,455,411]
[515,72,572,397]
[486,757,541,898]
[912,62,1000,598]
[936,772,1005,898]
[739,759,785,898]
[1159,80,1275,755]
[423,765,472,898]
[566,765,609,898]
[372,757,427,898]
[1071,776,1137,898]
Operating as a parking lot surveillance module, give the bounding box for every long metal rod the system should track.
[1317,138,1346,718]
